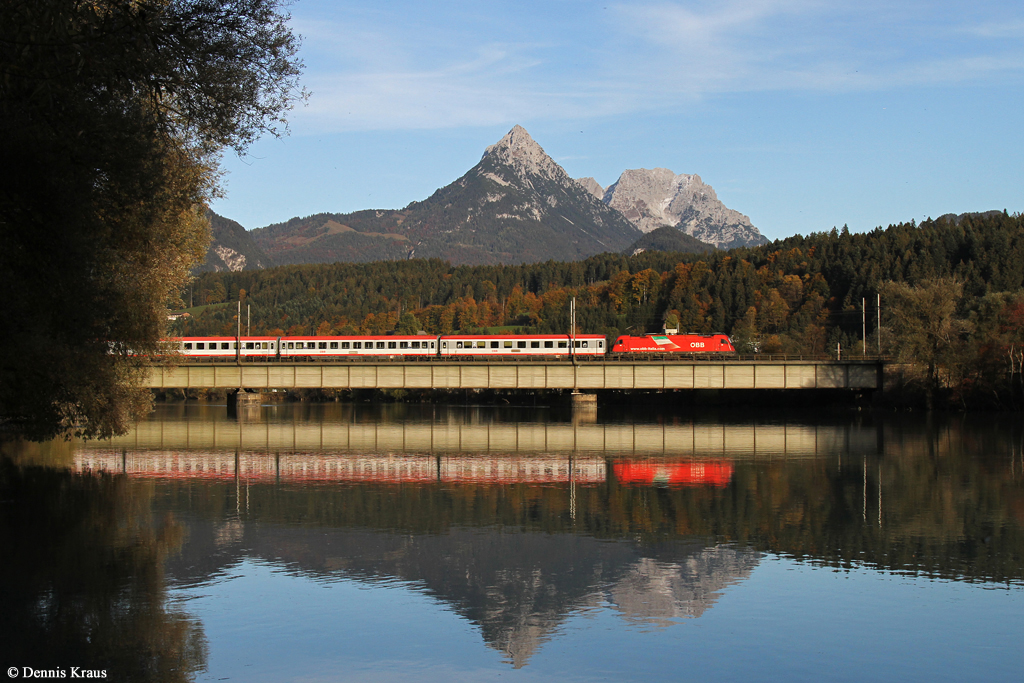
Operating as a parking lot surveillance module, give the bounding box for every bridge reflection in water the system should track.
[76,417,879,487]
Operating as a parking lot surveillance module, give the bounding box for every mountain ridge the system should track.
[194,209,273,273]
[248,126,643,266]
[214,126,771,267]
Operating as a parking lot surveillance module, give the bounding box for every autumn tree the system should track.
[396,312,422,334]
[881,278,970,408]
[730,307,761,353]
[0,0,304,438]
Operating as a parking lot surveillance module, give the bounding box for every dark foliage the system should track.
[623,225,717,256]
[0,0,304,438]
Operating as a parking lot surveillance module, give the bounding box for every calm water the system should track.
[3,403,1024,682]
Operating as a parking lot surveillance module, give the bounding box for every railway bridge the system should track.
[146,357,883,393]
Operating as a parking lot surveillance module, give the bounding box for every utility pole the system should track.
[862,297,866,356]
[877,293,881,355]
[247,304,250,337]
[570,296,577,353]
[235,300,241,364]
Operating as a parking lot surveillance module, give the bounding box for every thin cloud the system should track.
[289,1,1024,133]
[961,20,1024,38]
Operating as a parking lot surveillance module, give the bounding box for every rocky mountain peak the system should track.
[596,167,768,250]
[576,177,605,200]
[482,125,563,181]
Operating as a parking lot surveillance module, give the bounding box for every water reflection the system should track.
[4,406,1024,678]
[0,454,207,681]
[78,402,878,457]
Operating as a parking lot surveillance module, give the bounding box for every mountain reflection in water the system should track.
[4,404,1024,678]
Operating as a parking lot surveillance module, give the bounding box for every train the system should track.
[169,333,735,360]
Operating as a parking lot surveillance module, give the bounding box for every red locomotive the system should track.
[611,334,735,354]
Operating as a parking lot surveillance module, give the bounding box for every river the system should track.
[3,402,1023,681]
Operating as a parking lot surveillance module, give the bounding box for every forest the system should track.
[178,211,1024,408]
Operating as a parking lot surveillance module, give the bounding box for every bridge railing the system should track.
[159,353,889,365]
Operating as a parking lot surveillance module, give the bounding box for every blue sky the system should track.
[210,0,1024,242]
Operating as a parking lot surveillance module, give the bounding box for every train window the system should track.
[330,342,338,349]
[246,342,255,349]
[352,342,361,349]
[456,341,463,349]
[503,341,513,348]
[411,341,420,349]
[517,341,526,349]
[184,343,192,350]
[376,341,385,349]
[582,341,588,348]
[341,342,350,349]
[598,341,603,348]
[262,342,268,350]
[399,341,408,349]
[222,343,229,350]
[544,341,553,348]
[388,341,397,349]
[287,342,294,349]
[430,342,435,349]
[319,342,327,350]
[196,343,205,350]
[558,341,567,348]
[530,341,540,348]
[490,341,499,349]
[442,342,447,349]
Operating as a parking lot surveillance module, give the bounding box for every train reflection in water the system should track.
[76,450,739,487]
[76,450,608,485]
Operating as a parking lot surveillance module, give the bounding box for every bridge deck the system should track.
[146,359,882,391]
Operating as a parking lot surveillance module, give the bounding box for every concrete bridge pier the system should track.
[570,391,597,423]
[229,389,262,420]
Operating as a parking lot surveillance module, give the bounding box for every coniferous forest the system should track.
[178,212,1024,408]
